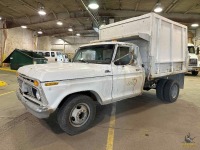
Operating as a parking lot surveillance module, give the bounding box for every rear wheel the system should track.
[57,94,96,135]
[192,71,198,76]
[163,80,179,103]
[156,79,167,101]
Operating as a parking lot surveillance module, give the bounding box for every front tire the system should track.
[57,94,96,135]
[192,71,198,76]
[163,80,179,103]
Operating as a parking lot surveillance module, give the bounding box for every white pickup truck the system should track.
[16,13,188,135]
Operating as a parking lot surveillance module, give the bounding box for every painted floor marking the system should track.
[0,91,15,97]
[106,103,116,150]
[0,81,7,87]
[0,68,17,72]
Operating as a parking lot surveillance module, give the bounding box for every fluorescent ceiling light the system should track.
[76,33,80,36]
[57,21,63,26]
[0,17,2,20]
[68,28,73,32]
[37,31,43,34]
[191,23,199,27]
[88,3,99,10]
[154,3,163,13]
[38,7,46,16]
[21,25,27,29]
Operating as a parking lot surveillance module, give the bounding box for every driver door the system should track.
[112,45,145,102]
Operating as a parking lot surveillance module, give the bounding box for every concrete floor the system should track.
[0,70,200,150]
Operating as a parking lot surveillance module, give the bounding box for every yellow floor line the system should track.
[0,81,7,87]
[0,68,17,72]
[0,91,15,97]
[106,103,116,150]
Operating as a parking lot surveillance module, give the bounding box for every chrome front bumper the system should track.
[16,90,50,118]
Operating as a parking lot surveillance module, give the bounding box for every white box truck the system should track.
[16,13,188,135]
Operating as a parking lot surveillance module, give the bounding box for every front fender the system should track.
[41,77,113,110]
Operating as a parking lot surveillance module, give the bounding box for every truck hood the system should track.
[18,63,111,82]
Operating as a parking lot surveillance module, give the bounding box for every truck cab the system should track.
[187,43,200,75]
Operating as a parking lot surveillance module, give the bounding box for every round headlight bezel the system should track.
[36,90,41,100]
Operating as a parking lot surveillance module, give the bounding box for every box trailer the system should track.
[99,13,188,79]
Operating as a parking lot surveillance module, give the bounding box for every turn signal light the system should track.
[34,80,39,86]
[45,82,59,86]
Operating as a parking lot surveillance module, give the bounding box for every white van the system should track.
[35,51,69,63]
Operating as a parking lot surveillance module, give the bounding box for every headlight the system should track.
[36,90,41,100]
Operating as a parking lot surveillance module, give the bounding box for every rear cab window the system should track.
[51,52,55,57]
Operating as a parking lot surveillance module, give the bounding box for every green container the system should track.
[3,49,47,70]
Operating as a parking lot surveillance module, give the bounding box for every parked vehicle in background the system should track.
[187,43,200,76]
[35,50,69,63]
[16,13,188,135]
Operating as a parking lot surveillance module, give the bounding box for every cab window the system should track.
[38,52,44,56]
[51,52,55,57]
[44,52,50,57]
[114,46,130,65]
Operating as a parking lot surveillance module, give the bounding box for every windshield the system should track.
[73,44,115,64]
[188,46,195,54]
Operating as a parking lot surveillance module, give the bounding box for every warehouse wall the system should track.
[51,36,98,53]
[194,28,200,46]
[0,26,36,64]
[0,22,4,65]
[36,36,97,53]
[37,36,51,50]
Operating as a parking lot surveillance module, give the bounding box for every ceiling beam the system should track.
[5,9,200,29]
[51,11,58,20]
[164,0,179,13]
[135,0,141,11]
[18,0,37,12]
[42,29,96,37]
[119,0,122,10]
[59,3,84,26]
[184,3,200,14]
[0,2,22,15]
[59,4,70,15]
[102,0,107,10]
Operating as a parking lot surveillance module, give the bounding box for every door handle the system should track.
[105,70,111,73]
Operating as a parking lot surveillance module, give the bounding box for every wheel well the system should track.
[57,91,101,108]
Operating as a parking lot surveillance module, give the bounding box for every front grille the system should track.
[18,76,39,100]
[189,59,197,66]
[18,78,23,88]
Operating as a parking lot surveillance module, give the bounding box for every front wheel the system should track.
[192,71,199,76]
[163,80,179,103]
[57,94,96,135]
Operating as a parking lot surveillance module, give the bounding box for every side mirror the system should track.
[114,60,120,65]
[129,47,137,59]
[197,48,200,55]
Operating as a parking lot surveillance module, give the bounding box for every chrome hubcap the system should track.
[171,84,178,99]
[69,103,90,127]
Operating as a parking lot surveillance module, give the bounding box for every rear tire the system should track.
[192,71,198,76]
[163,80,179,103]
[57,94,96,135]
[156,79,167,101]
